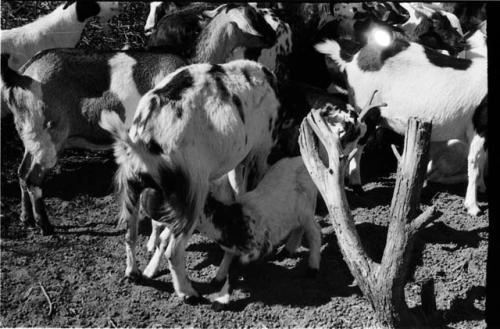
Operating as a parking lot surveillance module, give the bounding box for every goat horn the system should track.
[358,102,387,122]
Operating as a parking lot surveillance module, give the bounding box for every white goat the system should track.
[100,60,280,301]
[144,1,166,35]
[1,1,120,71]
[315,36,487,216]
[0,4,276,235]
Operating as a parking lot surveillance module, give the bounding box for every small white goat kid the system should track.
[315,35,487,216]
[100,60,280,301]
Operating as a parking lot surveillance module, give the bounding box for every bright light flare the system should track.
[370,28,392,47]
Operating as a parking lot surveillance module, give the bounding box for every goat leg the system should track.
[17,152,36,227]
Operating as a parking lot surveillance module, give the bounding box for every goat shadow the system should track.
[185,217,487,311]
[43,149,117,200]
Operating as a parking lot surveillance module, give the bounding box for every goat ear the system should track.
[63,0,76,10]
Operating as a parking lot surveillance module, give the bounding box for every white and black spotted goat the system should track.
[0,3,276,235]
[315,29,487,216]
[100,60,280,301]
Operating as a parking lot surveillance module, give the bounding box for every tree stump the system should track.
[299,112,441,328]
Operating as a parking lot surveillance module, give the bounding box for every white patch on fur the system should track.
[315,40,347,72]
[144,1,164,34]
[108,53,142,128]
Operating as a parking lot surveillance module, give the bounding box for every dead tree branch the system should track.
[299,114,440,328]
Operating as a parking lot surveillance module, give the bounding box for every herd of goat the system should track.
[0,1,488,308]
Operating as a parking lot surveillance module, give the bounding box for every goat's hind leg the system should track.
[143,224,171,278]
[167,224,202,302]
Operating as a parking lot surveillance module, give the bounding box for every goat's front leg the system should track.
[23,161,52,235]
[464,134,486,216]
[214,252,235,283]
[18,152,35,228]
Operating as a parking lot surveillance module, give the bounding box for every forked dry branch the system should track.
[299,112,441,328]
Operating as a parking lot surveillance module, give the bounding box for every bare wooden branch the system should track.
[300,111,379,292]
[300,114,439,328]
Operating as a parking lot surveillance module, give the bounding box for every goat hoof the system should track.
[275,248,290,259]
[20,214,36,228]
[304,268,319,279]
[123,272,143,284]
[211,301,228,312]
[351,185,364,195]
[466,206,482,217]
[183,295,206,305]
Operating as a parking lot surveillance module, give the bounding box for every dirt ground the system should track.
[0,2,489,328]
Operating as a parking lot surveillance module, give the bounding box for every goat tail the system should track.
[100,110,197,236]
[314,39,348,72]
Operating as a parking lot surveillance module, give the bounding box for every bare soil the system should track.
[0,2,488,328]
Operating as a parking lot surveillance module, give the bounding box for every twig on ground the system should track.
[23,286,34,300]
[38,282,53,316]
